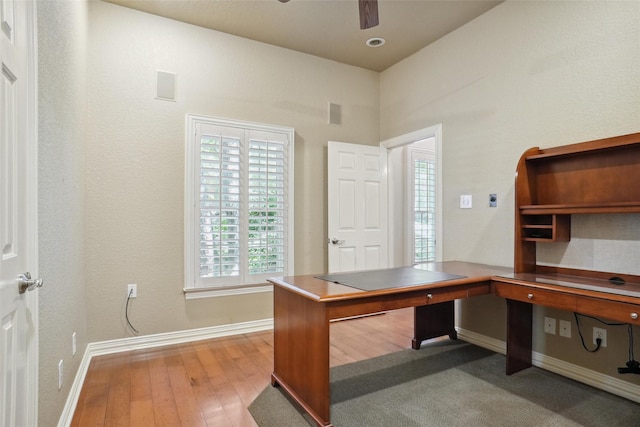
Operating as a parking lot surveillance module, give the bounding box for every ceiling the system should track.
[105,0,502,72]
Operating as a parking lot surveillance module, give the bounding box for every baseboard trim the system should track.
[456,327,506,355]
[88,318,273,357]
[57,318,273,427]
[56,345,92,427]
[457,327,640,404]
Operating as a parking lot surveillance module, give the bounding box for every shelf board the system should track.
[520,202,640,215]
[525,133,640,161]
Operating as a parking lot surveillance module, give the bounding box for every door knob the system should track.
[18,272,43,294]
[329,238,344,245]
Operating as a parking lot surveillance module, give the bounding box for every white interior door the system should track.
[1,0,39,425]
[328,141,388,273]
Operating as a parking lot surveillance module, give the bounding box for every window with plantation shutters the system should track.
[413,156,435,263]
[185,115,294,298]
[407,146,436,264]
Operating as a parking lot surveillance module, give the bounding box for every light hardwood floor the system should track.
[71,308,416,426]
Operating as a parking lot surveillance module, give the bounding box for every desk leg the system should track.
[412,302,456,350]
[272,286,332,427]
[505,299,532,375]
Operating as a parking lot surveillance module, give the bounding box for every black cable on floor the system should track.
[618,324,640,374]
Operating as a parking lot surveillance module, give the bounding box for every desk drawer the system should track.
[493,282,576,311]
[577,297,640,325]
[425,287,468,304]
[424,282,491,304]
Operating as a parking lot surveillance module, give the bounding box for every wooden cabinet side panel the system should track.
[413,302,455,349]
[505,299,533,375]
[273,286,330,423]
[515,147,541,273]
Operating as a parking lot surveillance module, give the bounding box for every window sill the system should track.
[183,283,273,300]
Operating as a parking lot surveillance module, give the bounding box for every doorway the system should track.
[382,124,443,267]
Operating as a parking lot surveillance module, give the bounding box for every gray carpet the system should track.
[249,341,639,426]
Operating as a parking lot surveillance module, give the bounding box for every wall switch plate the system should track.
[593,327,607,347]
[559,320,571,338]
[127,284,137,298]
[460,195,472,209]
[544,316,556,334]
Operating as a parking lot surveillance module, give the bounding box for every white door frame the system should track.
[24,2,39,422]
[381,124,443,265]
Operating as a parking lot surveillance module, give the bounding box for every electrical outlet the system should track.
[489,193,497,207]
[559,320,571,338]
[593,327,607,347]
[127,284,137,298]
[72,332,77,356]
[58,360,64,390]
[544,316,556,334]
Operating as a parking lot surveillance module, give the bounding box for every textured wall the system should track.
[380,1,640,383]
[85,1,379,342]
[38,1,89,424]
[38,2,640,423]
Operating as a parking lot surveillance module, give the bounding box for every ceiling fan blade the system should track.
[359,0,379,30]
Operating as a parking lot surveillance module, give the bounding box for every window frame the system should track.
[184,114,294,299]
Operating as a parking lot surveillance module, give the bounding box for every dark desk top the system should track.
[268,261,512,302]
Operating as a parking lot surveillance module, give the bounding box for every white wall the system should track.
[85,1,380,341]
[38,0,89,423]
[380,0,640,380]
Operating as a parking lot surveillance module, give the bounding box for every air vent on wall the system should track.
[156,70,176,101]
[328,102,342,125]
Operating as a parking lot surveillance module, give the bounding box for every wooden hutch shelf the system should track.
[515,132,640,271]
[520,214,570,242]
[520,201,640,215]
[498,132,640,375]
[524,132,640,160]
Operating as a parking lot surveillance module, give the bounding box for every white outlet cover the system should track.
[593,327,607,347]
[460,195,472,209]
[127,284,137,298]
[559,320,571,338]
[544,316,556,334]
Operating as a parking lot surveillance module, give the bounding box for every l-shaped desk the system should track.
[268,261,640,427]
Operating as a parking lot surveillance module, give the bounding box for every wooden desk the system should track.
[267,134,640,426]
[268,261,511,427]
[493,270,640,374]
